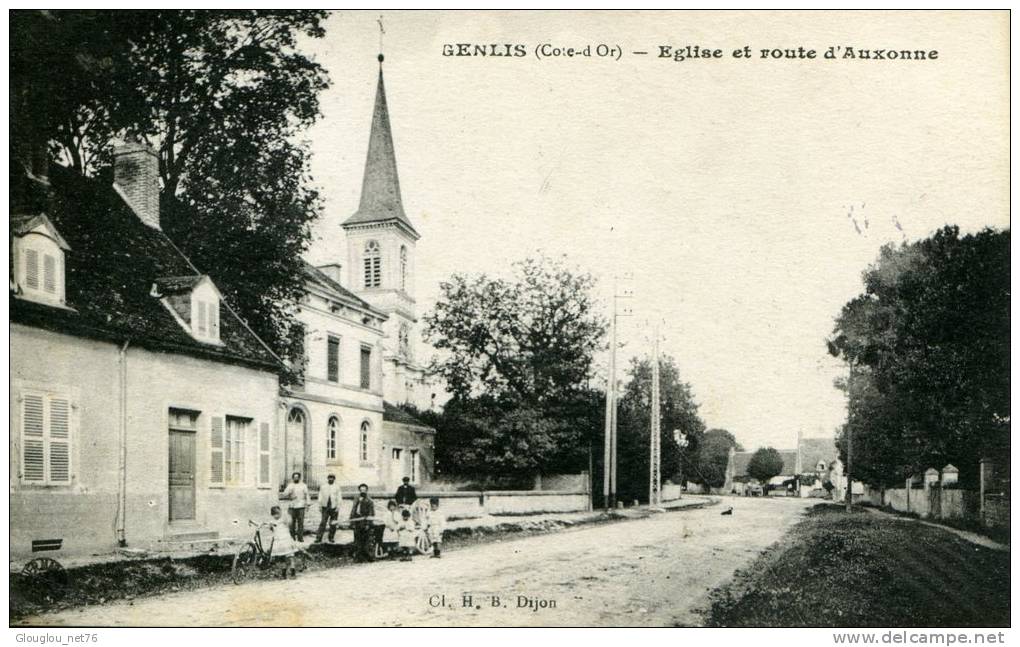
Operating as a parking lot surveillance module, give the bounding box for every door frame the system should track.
[168,427,197,522]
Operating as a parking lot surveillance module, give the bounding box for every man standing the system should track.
[316,473,343,544]
[282,472,310,542]
[394,476,417,507]
[350,483,376,562]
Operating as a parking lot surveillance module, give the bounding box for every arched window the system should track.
[399,245,408,291]
[359,420,371,463]
[363,240,381,288]
[326,416,339,461]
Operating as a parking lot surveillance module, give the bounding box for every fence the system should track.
[862,460,1008,529]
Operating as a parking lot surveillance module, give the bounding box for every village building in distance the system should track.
[9,56,439,559]
[721,433,859,500]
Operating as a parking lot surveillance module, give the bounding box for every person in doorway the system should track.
[424,497,446,559]
[282,472,310,542]
[316,473,343,543]
[394,476,417,507]
[350,483,376,562]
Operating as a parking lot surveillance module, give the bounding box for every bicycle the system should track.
[231,520,312,584]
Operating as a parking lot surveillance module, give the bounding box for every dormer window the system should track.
[152,275,223,345]
[11,214,71,308]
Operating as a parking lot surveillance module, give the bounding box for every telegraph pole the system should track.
[603,274,633,510]
[845,359,855,513]
[649,322,662,508]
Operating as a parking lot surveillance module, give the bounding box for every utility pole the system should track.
[649,322,662,508]
[603,274,633,510]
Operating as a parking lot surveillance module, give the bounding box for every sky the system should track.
[300,10,1009,451]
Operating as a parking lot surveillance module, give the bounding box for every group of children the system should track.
[264,496,446,578]
[381,497,446,561]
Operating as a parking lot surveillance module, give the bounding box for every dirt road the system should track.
[22,496,816,627]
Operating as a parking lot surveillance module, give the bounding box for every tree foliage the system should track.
[693,428,741,489]
[424,255,607,405]
[424,255,608,477]
[11,10,331,366]
[614,355,706,503]
[746,447,785,485]
[830,226,1009,486]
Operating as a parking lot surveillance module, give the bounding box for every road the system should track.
[23,496,816,627]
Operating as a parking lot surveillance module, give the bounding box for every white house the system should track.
[10,142,286,559]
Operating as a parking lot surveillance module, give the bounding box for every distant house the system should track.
[10,143,285,559]
[722,434,838,496]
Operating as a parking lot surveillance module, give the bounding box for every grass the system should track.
[705,504,1010,627]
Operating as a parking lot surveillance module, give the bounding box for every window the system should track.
[327,335,340,383]
[15,228,67,307]
[193,299,219,342]
[360,346,372,390]
[400,245,408,290]
[363,240,381,288]
[20,391,71,485]
[391,448,402,460]
[360,421,371,463]
[326,416,339,461]
[169,409,198,431]
[409,449,419,483]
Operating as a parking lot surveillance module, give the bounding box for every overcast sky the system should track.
[301,10,1009,451]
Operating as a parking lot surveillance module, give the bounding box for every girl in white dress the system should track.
[269,505,297,578]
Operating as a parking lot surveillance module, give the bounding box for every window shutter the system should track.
[48,397,71,483]
[209,303,219,339]
[210,416,224,485]
[258,422,271,487]
[327,336,339,382]
[197,301,207,335]
[43,254,56,294]
[22,394,45,482]
[25,249,39,289]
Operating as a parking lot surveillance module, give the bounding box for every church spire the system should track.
[343,53,419,238]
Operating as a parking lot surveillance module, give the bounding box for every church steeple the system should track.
[343,54,420,239]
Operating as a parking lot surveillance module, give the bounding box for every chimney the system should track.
[113,139,160,230]
[318,263,343,285]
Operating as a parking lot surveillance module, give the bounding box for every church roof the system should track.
[300,261,384,316]
[342,57,420,239]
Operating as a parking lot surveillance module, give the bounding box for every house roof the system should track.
[9,164,282,372]
[154,275,205,295]
[301,261,383,317]
[342,58,420,239]
[382,401,433,430]
[799,437,837,473]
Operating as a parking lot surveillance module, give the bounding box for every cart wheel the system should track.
[22,557,68,601]
[374,542,387,560]
[231,543,257,585]
[416,533,431,555]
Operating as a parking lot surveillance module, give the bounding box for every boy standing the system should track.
[425,497,446,558]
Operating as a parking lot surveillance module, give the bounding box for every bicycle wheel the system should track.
[416,532,431,555]
[231,543,257,585]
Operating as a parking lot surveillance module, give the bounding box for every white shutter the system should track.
[197,301,207,335]
[48,397,71,483]
[209,302,219,340]
[22,394,45,482]
[43,254,56,294]
[24,249,39,290]
[210,416,224,485]
[258,422,271,488]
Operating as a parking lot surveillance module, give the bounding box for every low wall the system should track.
[879,486,982,521]
[984,495,1009,528]
[485,491,588,515]
[661,483,682,501]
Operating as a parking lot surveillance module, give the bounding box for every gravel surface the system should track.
[19,496,814,627]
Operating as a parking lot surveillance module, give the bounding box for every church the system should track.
[280,53,440,493]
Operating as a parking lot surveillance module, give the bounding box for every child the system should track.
[396,508,416,562]
[269,505,297,578]
[381,500,401,555]
[424,497,446,558]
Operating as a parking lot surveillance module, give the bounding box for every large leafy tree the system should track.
[830,226,1009,486]
[746,447,785,486]
[424,255,607,478]
[615,355,706,503]
[692,428,741,489]
[11,10,330,365]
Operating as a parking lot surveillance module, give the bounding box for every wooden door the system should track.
[169,430,196,521]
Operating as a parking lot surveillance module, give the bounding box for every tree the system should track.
[423,254,608,478]
[830,226,1009,486]
[693,428,741,489]
[11,10,331,367]
[424,254,607,405]
[746,447,785,486]
[614,355,706,503]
